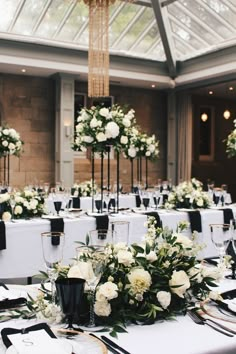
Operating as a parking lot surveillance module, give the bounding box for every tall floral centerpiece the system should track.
[0,125,24,185]
[225,119,236,157]
[73,105,137,211]
[165,178,211,209]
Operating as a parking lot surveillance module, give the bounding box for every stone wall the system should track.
[0,75,167,190]
[0,74,55,187]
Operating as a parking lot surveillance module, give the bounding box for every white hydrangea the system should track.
[105,122,120,139]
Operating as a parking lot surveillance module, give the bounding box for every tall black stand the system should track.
[139,157,142,185]
[145,157,148,190]
[116,151,120,213]
[107,146,110,193]
[2,154,10,186]
[101,152,104,213]
[131,159,134,193]
[91,150,95,213]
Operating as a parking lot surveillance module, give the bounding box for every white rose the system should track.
[156,291,171,309]
[97,282,118,300]
[174,233,192,248]
[8,143,15,150]
[82,136,94,143]
[105,122,120,139]
[113,242,127,252]
[146,250,157,262]
[128,268,152,294]
[120,135,128,145]
[68,262,95,282]
[117,250,134,266]
[90,117,99,128]
[196,198,204,207]
[94,300,111,317]
[14,205,23,215]
[2,129,9,135]
[148,144,155,153]
[96,132,107,142]
[76,123,84,133]
[169,270,190,298]
[145,151,151,157]
[2,140,8,147]
[128,146,136,158]
[2,211,11,222]
[81,111,90,121]
[99,107,110,118]
[122,117,131,128]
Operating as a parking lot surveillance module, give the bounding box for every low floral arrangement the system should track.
[0,126,23,157]
[123,129,159,161]
[71,180,97,197]
[2,218,227,337]
[225,119,236,158]
[73,105,136,154]
[13,189,45,219]
[165,178,212,209]
[0,192,12,221]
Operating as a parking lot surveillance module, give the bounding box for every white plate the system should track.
[41,215,61,219]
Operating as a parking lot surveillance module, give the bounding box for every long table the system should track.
[0,207,235,279]
[0,278,236,353]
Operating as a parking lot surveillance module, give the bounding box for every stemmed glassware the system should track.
[41,231,65,303]
[54,201,62,216]
[142,197,150,210]
[76,245,108,328]
[9,193,16,221]
[210,224,233,265]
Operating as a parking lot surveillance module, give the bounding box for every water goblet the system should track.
[95,200,102,213]
[76,246,108,328]
[210,224,233,265]
[142,197,150,210]
[89,229,113,247]
[41,231,65,303]
[55,277,85,329]
[9,194,16,221]
[54,201,62,216]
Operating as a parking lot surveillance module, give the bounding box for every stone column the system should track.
[55,74,74,188]
[167,91,177,185]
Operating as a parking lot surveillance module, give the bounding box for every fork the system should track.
[188,310,234,337]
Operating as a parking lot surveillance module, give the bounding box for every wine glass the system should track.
[89,229,113,247]
[55,277,85,329]
[142,197,150,210]
[76,245,108,328]
[41,232,65,303]
[54,201,62,216]
[226,220,236,279]
[210,224,233,264]
[9,193,16,221]
[95,199,102,213]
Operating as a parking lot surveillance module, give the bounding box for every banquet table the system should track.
[1,278,236,354]
[0,206,236,280]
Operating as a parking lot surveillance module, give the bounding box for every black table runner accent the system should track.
[135,195,141,208]
[0,221,6,250]
[72,196,81,208]
[50,218,64,245]
[187,210,202,232]
[94,214,109,231]
[221,208,234,225]
[145,211,162,228]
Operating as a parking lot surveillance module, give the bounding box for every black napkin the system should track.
[0,220,6,250]
[145,211,162,228]
[50,218,64,245]
[221,208,234,225]
[94,214,109,231]
[72,196,80,208]
[187,210,202,232]
[135,195,141,208]
[1,323,56,349]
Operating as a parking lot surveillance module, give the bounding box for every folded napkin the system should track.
[187,210,202,232]
[94,214,109,231]
[145,211,162,228]
[221,208,234,225]
[50,218,64,246]
[135,195,141,208]
[0,284,27,310]
[0,220,6,250]
[1,323,56,349]
[72,196,81,208]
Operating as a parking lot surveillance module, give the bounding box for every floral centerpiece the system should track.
[225,119,236,158]
[73,105,137,154]
[13,189,45,219]
[4,218,226,336]
[165,178,212,209]
[0,192,11,221]
[71,180,97,197]
[0,126,23,157]
[122,129,159,160]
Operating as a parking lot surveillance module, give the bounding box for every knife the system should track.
[212,299,236,316]
[193,309,236,335]
[89,333,121,354]
[101,335,131,354]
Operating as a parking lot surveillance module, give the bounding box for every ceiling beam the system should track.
[150,0,176,77]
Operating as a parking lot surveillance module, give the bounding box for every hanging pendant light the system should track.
[223,110,231,120]
[201,113,208,122]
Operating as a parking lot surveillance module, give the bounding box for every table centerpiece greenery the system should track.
[0,125,24,157]
[1,218,227,337]
[225,119,236,158]
[164,178,212,209]
[71,180,97,197]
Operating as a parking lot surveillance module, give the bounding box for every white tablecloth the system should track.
[0,207,235,279]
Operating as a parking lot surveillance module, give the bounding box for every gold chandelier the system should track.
[85,0,113,98]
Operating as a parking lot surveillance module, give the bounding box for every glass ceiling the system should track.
[0,0,236,64]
